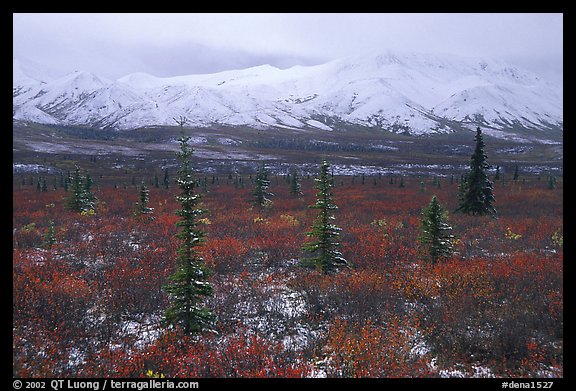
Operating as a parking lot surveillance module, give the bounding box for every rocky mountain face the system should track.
[13,51,563,141]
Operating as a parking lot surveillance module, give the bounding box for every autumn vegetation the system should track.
[13,170,562,378]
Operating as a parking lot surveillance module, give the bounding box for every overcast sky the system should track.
[13,13,563,85]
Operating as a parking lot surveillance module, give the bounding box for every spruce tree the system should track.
[252,164,273,207]
[83,172,96,211]
[134,181,153,217]
[163,168,170,189]
[63,171,70,192]
[547,175,556,190]
[302,160,349,274]
[289,168,303,197]
[513,164,520,181]
[64,165,94,213]
[456,127,497,216]
[64,168,81,211]
[457,175,467,209]
[42,220,57,250]
[163,118,214,335]
[419,195,455,264]
[40,177,48,192]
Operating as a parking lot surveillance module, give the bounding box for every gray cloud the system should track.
[13,13,563,85]
[124,41,325,77]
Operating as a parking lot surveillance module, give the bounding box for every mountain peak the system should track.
[13,51,562,140]
[56,70,111,87]
[118,72,163,89]
[13,57,57,86]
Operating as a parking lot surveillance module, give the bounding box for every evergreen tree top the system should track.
[163,116,214,335]
[419,195,455,264]
[470,127,489,170]
[456,127,497,216]
[302,159,349,274]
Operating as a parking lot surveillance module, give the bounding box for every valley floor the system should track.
[13,173,563,379]
[13,123,563,180]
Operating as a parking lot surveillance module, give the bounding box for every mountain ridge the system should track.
[13,50,563,142]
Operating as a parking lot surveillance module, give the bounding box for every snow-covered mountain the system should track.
[13,51,563,138]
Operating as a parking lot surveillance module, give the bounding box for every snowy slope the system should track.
[13,51,563,137]
[12,57,59,86]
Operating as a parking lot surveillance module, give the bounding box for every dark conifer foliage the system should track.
[302,160,349,274]
[252,164,273,207]
[456,127,497,216]
[134,181,153,217]
[64,165,96,213]
[419,195,455,264]
[163,168,170,189]
[289,168,303,197]
[163,118,214,335]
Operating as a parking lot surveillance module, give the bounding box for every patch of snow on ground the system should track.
[188,136,208,144]
[13,163,56,173]
[438,363,496,378]
[306,119,332,131]
[217,137,242,145]
[370,143,400,151]
[472,364,495,378]
[497,146,533,154]
[118,317,163,350]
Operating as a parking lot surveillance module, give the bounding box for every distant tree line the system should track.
[247,139,397,153]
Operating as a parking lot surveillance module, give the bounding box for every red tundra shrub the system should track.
[101,328,312,378]
[323,317,431,377]
[12,175,562,377]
